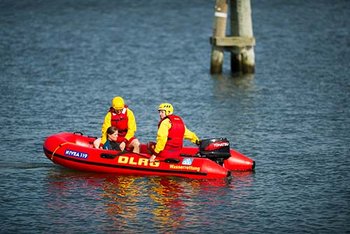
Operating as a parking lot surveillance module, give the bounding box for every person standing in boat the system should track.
[94,96,140,153]
[103,126,121,150]
[149,103,200,162]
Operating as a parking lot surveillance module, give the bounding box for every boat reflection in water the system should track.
[45,168,254,231]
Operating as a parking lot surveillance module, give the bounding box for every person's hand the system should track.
[119,142,126,151]
[149,155,156,163]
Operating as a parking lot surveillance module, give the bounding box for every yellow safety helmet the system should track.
[158,103,174,116]
[112,96,125,110]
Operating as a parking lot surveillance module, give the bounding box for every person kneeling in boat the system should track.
[149,103,200,162]
[94,96,140,153]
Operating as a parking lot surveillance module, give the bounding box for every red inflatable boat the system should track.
[43,132,255,179]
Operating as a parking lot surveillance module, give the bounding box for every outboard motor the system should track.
[199,138,231,165]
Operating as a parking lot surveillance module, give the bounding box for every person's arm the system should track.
[184,126,200,144]
[124,109,137,141]
[154,119,171,154]
[101,112,112,145]
[150,119,171,162]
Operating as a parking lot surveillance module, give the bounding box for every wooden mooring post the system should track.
[210,0,255,74]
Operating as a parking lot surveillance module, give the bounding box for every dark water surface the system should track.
[1,0,349,233]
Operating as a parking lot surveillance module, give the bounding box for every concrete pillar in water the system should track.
[210,0,228,74]
[230,0,255,73]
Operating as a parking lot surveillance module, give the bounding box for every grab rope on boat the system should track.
[51,142,71,161]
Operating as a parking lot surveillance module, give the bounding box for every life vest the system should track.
[109,105,129,137]
[159,114,185,151]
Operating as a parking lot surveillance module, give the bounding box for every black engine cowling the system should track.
[199,138,231,165]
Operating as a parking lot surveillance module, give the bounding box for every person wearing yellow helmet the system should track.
[149,103,200,162]
[94,96,140,153]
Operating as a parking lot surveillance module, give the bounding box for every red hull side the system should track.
[43,132,254,179]
[223,149,255,171]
